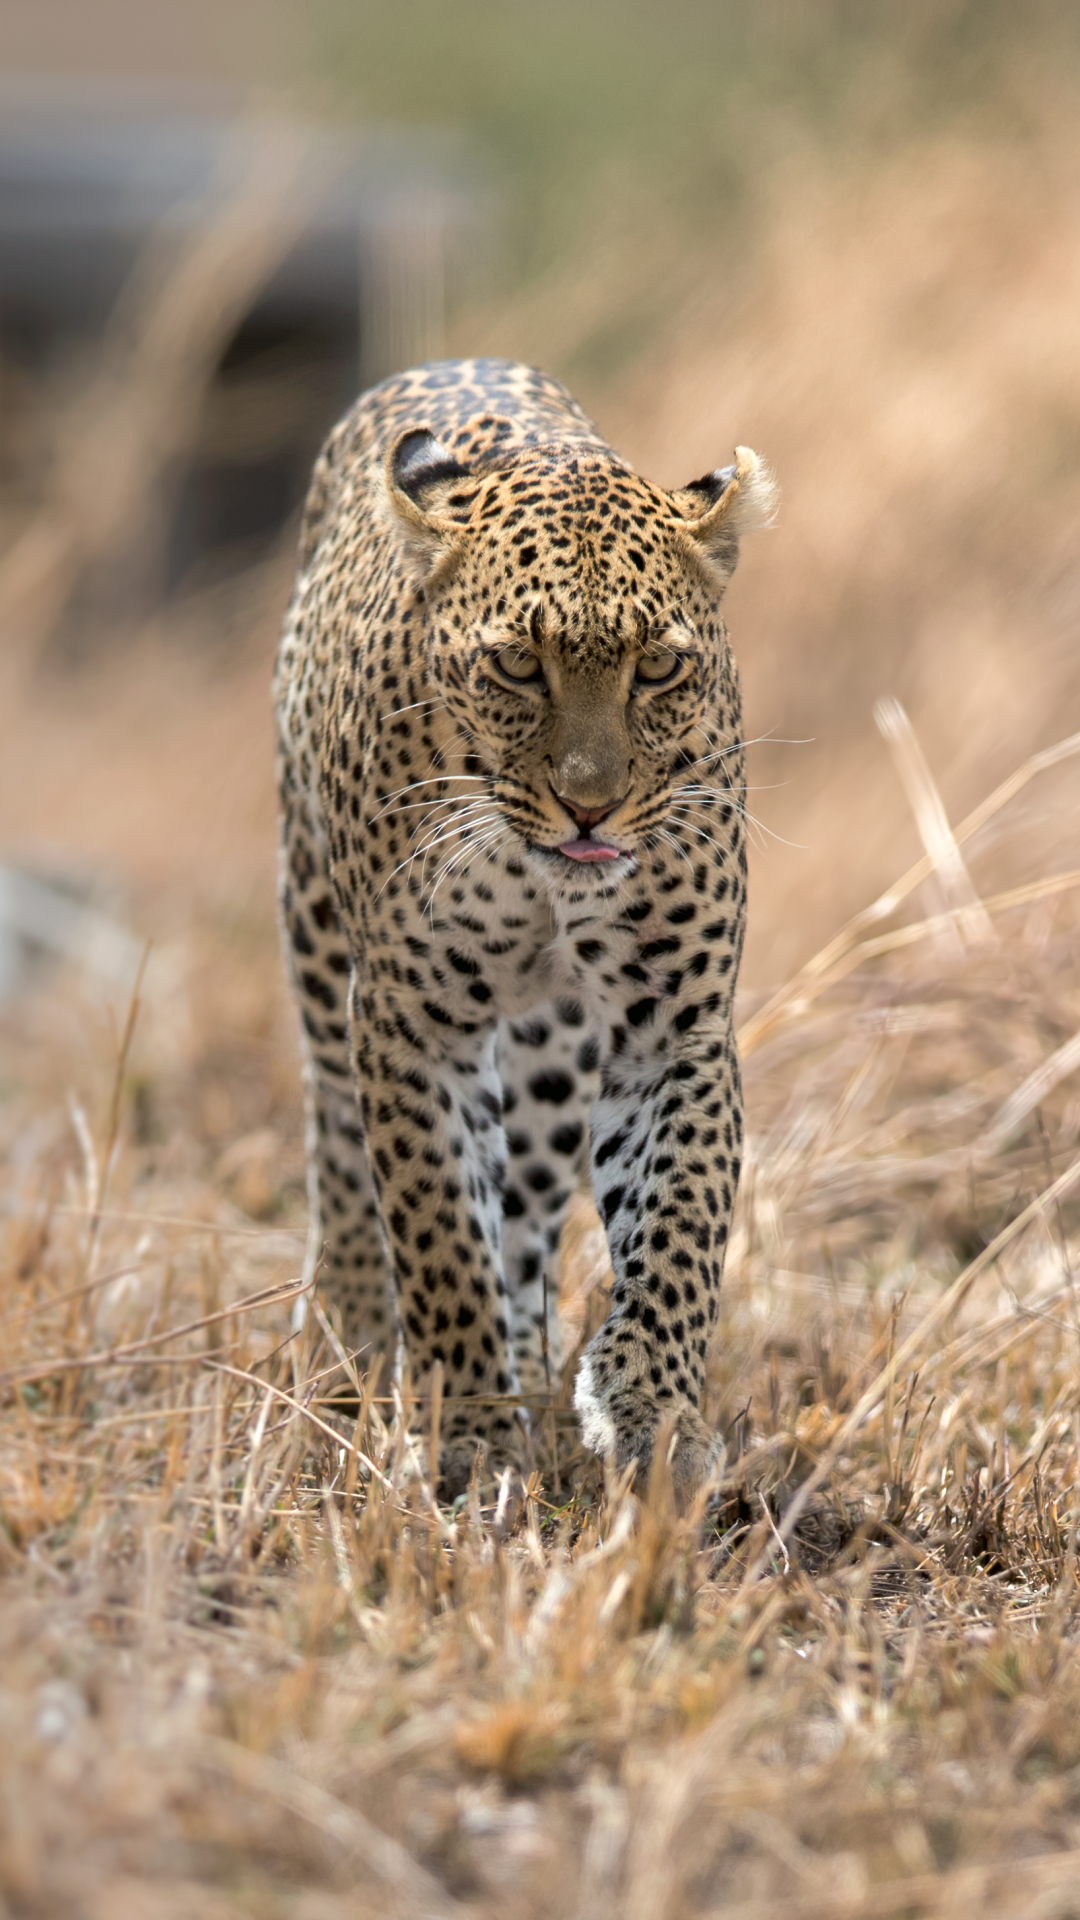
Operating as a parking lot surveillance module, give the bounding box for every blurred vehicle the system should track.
[0,80,474,607]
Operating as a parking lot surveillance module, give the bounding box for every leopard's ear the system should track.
[672,446,778,585]
[383,427,473,571]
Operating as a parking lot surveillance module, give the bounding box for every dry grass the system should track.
[4,720,1080,1917]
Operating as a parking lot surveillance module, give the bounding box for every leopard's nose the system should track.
[554,792,624,831]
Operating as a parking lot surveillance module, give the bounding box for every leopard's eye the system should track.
[492,645,544,685]
[635,648,683,687]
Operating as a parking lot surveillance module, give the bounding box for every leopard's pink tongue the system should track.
[559,838,621,862]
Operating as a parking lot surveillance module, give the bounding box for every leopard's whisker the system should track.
[409,815,501,891]
[669,796,803,852]
[377,792,491,823]
[375,809,495,902]
[400,799,497,838]
[670,782,781,799]
[681,727,810,776]
[412,807,503,870]
[378,696,441,722]
[371,774,488,818]
[424,821,507,917]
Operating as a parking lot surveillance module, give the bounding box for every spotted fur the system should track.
[275,357,775,1496]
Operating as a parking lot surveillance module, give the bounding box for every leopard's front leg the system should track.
[351,982,525,1494]
[575,1014,743,1499]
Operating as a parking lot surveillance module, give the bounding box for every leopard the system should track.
[274,356,776,1498]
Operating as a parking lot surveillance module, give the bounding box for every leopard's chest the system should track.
[362,840,561,1025]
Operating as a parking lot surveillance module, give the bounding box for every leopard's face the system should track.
[384,433,775,890]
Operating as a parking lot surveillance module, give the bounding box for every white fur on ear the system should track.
[729,446,780,531]
[673,445,778,582]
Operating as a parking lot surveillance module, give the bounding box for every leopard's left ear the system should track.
[382,427,474,573]
[672,446,778,584]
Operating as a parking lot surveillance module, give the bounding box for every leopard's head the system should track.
[382,425,776,887]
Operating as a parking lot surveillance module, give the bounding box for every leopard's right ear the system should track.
[671,446,778,588]
[383,427,473,573]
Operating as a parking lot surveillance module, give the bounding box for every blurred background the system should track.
[2,0,1080,1175]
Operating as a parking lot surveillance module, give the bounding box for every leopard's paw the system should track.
[437,1424,529,1505]
[574,1340,723,1505]
[657,1403,726,1502]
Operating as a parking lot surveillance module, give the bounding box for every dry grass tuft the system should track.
[4,725,1080,1918]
